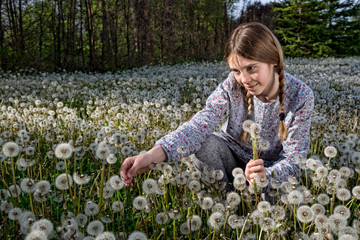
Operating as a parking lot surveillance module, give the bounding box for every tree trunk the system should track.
[188,0,195,57]
[165,0,174,61]
[0,0,5,68]
[85,0,96,70]
[18,0,25,54]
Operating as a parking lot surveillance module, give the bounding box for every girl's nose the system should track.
[241,72,251,84]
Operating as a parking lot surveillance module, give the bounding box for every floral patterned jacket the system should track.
[156,72,314,183]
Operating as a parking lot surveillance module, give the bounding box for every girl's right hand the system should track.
[120,145,167,186]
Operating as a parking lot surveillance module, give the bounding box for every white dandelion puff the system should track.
[297,205,314,223]
[324,146,337,158]
[334,205,351,220]
[75,213,88,227]
[200,197,214,210]
[187,215,202,231]
[208,211,225,231]
[95,232,116,240]
[73,172,91,185]
[336,188,352,202]
[31,219,53,236]
[8,207,22,221]
[55,173,73,190]
[242,120,254,133]
[133,196,148,211]
[155,212,169,225]
[2,142,20,157]
[54,143,73,159]
[128,231,148,240]
[141,178,158,194]
[288,190,304,205]
[25,230,48,240]
[257,200,271,213]
[111,201,123,212]
[86,220,104,236]
[20,178,37,193]
[109,175,125,190]
[85,201,99,216]
[106,154,117,164]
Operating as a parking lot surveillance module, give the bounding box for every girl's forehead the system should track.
[227,54,259,69]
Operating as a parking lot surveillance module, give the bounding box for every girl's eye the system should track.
[248,66,255,71]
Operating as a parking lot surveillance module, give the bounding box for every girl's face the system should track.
[228,54,279,103]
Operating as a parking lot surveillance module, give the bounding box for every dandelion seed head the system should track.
[232,167,244,177]
[54,143,73,159]
[55,173,73,190]
[208,211,225,230]
[31,219,53,236]
[128,231,148,240]
[336,188,351,201]
[24,230,48,240]
[270,205,286,221]
[168,208,182,220]
[200,197,214,210]
[133,196,148,211]
[287,190,304,205]
[20,178,37,193]
[8,207,22,221]
[324,146,337,158]
[297,205,314,223]
[250,210,263,225]
[35,180,51,194]
[108,175,124,190]
[311,204,326,216]
[73,172,91,185]
[329,214,347,234]
[227,214,243,229]
[257,200,271,213]
[85,201,99,216]
[317,193,330,205]
[75,213,88,227]
[1,200,14,213]
[188,180,201,192]
[86,220,104,236]
[242,120,254,133]
[141,178,158,194]
[155,212,168,225]
[334,205,351,219]
[106,154,117,164]
[96,143,110,160]
[2,141,20,157]
[95,231,116,240]
[260,217,275,232]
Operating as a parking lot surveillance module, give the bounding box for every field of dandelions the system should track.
[0,57,360,240]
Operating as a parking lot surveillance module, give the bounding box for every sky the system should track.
[231,0,275,18]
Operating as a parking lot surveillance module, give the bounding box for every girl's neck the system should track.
[256,73,280,103]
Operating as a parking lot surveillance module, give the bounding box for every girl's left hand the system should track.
[245,159,267,184]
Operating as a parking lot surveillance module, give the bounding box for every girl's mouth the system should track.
[246,83,258,90]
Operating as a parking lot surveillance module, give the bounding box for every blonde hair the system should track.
[225,22,287,142]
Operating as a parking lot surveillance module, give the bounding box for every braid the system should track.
[239,87,252,143]
[277,64,287,142]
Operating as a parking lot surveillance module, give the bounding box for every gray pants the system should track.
[193,134,247,184]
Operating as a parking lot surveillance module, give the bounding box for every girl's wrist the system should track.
[146,145,167,164]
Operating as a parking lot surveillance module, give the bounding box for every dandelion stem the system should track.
[63,158,75,207]
[98,159,106,217]
[10,157,20,203]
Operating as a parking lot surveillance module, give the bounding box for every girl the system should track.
[120,22,314,190]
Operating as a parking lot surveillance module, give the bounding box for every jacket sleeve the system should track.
[155,74,234,162]
[266,87,314,183]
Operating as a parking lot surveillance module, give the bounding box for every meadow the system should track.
[0,57,360,240]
